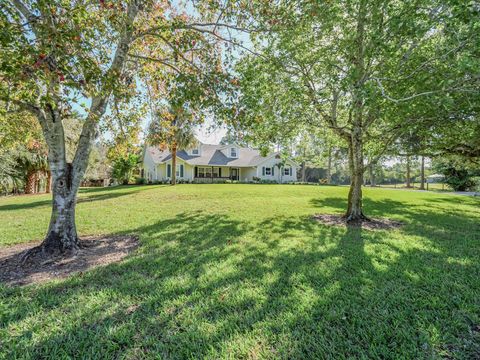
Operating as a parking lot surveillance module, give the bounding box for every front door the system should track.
[231,168,239,181]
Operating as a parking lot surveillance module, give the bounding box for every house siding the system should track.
[256,157,297,183]
[143,145,297,184]
[143,150,156,182]
[143,157,195,182]
[163,160,195,181]
[241,167,257,182]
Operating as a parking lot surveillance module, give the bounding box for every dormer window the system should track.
[230,147,237,158]
[192,148,199,155]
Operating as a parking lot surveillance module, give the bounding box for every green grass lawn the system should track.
[1,184,479,359]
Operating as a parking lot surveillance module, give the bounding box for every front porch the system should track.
[193,166,241,182]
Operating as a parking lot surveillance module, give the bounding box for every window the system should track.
[197,167,220,178]
[265,167,272,175]
[192,148,199,155]
[284,167,291,176]
[230,147,237,157]
[173,164,184,177]
[198,167,212,178]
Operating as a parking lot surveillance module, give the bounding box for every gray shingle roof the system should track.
[145,143,271,167]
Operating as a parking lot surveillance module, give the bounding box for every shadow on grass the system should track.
[310,196,480,240]
[1,208,479,358]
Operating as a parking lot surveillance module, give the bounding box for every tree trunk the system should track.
[326,147,332,184]
[25,170,37,194]
[32,102,91,255]
[369,163,375,187]
[345,0,367,222]
[171,144,177,185]
[419,156,425,190]
[35,174,41,193]
[19,2,139,256]
[406,156,411,188]
[46,170,52,193]
[301,147,306,182]
[345,136,366,221]
[42,164,79,253]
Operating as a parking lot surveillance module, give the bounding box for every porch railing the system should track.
[194,176,238,183]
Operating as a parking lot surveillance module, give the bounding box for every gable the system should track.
[143,143,294,168]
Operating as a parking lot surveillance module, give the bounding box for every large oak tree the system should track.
[1,0,252,254]
[235,0,479,221]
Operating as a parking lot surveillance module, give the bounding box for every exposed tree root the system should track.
[19,239,81,265]
[344,213,371,223]
[1,235,139,286]
[313,214,402,230]
[19,245,43,265]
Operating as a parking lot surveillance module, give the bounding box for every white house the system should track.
[143,141,298,183]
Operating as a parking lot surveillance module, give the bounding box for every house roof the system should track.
[145,143,284,167]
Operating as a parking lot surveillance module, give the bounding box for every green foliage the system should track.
[433,157,479,191]
[135,177,147,185]
[220,128,250,146]
[234,0,480,186]
[0,150,20,194]
[147,106,198,151]
[112,153,139,185]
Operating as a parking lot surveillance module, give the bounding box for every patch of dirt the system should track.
[0,235,139,286]
[313,214,403,230]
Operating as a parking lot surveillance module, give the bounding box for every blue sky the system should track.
[195,120,227,144]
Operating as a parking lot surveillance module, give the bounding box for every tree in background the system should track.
[147,106,197,185]
[105,102,144,185]
[220,128,249,147]
[0,109,49,193]
[293,128,342,184]
[140,0,237,186]
[112,154,139,185]
[17,140,49,194]
[433,157,479,191]
[0,150,18,195]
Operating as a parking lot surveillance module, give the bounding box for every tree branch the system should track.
[372,77,478,103]
[71,1,141,188]
[128,54,181,73]
[10,0,41,36]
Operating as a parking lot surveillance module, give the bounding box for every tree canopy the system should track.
[234,0,480,220]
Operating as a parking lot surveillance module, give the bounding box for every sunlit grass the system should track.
[0,184,479,358]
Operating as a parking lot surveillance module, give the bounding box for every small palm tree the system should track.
[148,106,197,185]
